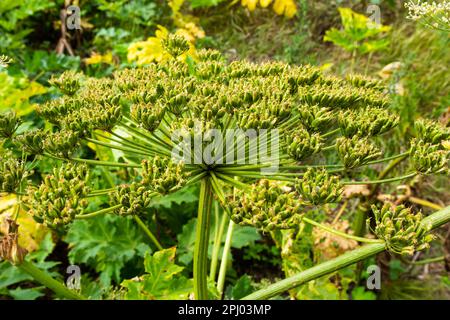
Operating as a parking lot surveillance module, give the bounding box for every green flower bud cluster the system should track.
[285,128,323,161]
[298,85,363,109]
[162,59,191,79]
[294,168,343,205]
[345,74,384,91]
[189,98,227,128]
[26,163,90,228]
[196,49,224,62]
[49,70,82,96]
[131,102,166,132]
[336,136,381,168]
[226,61,290,79]
[37,97,84,124]
[43,130,81,158]
[0,151,29,193]
[195,61,225,80]
[286,65,321,91]
[162,34,190,58]
[91,103,123,132]
[109,182,153,216]
[410,138,448,174]
[62,102,122,134]
[297,105,333,132]
[415,119,450,144]
[14,129,46,155]
[369,204,434,255]
[0,111,21,139]
[228,180,303,232]
[165,92,191,116]
[141,156,189,194]
[236,98,291,130]
[338,107,399,137]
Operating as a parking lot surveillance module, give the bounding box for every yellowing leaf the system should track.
[241,0,297,18]
[84,52,113,65]
[0,195,49,253]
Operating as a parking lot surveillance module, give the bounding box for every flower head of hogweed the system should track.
[25,163,90,228]
[336,136,382,169]
[369,204,434,256]
[109,182,154,216]
[141,156,190,194]
[228,180,303,232]
[0,151,30,193]
[13,129,46,155]
[285,127,323,161]
[296,105,333,132]
[0,46,445,239]
[162,34,191,58]
[338,107,399,137]
[49,70,83,96]
[414,118,450,145]
[3,47,449,299]
[410,138,449,174]
[295,168,343,205]
[0,111,21,139]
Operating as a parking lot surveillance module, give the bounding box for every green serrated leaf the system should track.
[231,275,254,300]
[8,286,45,300]
[64,214,151,287]
[121,247,193,300]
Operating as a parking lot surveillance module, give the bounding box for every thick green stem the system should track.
[210,203,228,281]
[194,178,213,300]
[133,215,163,251]
[242,205,450,300]
[217,220,235,297]
[18,260,86,300]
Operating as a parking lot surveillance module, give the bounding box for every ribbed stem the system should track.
[193,178,213,300]
[210,203,228,281]
[133,215,163,251]
[242,205,450,300]
[217,220,235,297]
[18,260,86,300]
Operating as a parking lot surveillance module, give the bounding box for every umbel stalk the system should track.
[193,178,213,299]
[242,204,450,300]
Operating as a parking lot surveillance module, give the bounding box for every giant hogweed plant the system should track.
[0,39,449,300]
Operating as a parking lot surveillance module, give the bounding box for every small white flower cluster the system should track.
[405,1,450,30]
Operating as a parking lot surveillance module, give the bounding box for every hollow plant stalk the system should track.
[18,260,86,300]
[193,178,213,300]
[242,204,450,300]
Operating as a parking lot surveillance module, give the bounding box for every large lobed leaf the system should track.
[64,215,151,287]
[121,247,193,300]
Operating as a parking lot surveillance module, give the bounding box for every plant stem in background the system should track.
[18,260,86,300]
[193,178,213,300]
[217,220,235,297]
[409,197,443,211]
[210,203,228,281]
[133,215,163,251]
